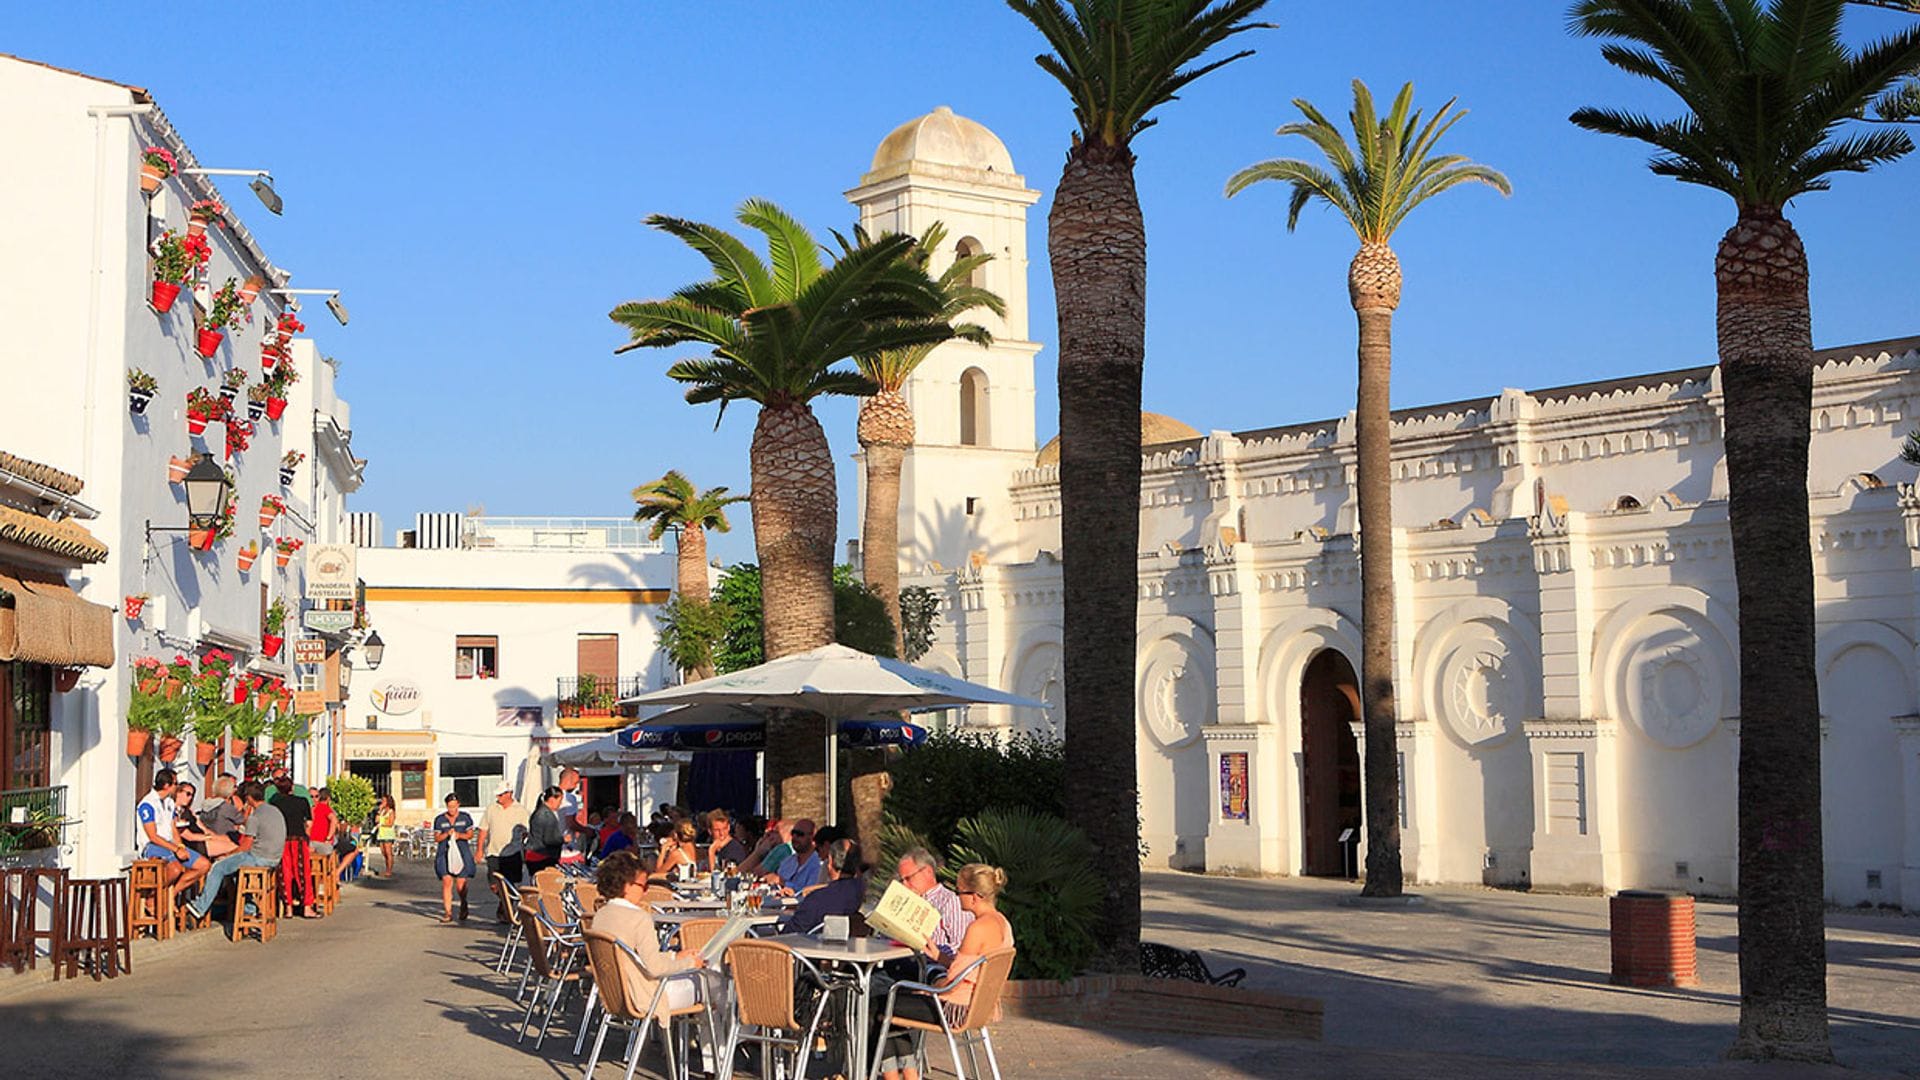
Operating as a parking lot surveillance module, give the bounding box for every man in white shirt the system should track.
[137,768,209,892]
[556,767,589,866]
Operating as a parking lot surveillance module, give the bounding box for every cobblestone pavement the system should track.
[0,863,1911,1078]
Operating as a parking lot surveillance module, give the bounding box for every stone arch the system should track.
[1256,608,1363,730]
[1000,624,1062,735]
[954,235,987,288]
[1136,614,1217,749]
[959,366,990,446]
[1591,587,1738,749]
[1410,597,1543,748]
[1815,621,1918,710]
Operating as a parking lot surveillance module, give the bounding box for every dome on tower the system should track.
[871,106,1016,175]
[1036,412,1203,467]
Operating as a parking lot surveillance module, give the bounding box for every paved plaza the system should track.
[0,864,1913,1079]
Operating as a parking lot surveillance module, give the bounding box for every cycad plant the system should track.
[633,470,746,680]
[1227,80,1509,897]
[1570,0,1920,1059]
[1006,0,1272,968]
[611,199,985,820]
[854,223,1003,656]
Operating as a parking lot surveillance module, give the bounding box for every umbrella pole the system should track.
[826,717,839,828]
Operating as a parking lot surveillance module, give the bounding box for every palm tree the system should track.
[632,470,746,679]
[1006,0,1272,966]
[855,222,1004,655]
[1226,81,1509,897]
[1570,0,1920,1060]
[611,199,981,819]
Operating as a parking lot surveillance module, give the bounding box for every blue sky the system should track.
[16,1,1919,564]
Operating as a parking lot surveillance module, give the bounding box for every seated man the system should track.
[197,776,247,859]
[760,818,821,893]
[186,781,287,923]
[895,847,972,968]
[701,809,749,871]
[780,839,865,935]
[137,768,209,894]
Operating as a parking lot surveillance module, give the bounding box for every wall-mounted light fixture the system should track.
[145,455,232,543]
[182,167,282,214]
[361,631,385,670]
[271,288,349,326]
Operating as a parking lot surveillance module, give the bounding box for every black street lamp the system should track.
[182,456,230,527]
[362,630,385,670]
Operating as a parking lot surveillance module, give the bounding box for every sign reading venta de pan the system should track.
[306,543,357,600]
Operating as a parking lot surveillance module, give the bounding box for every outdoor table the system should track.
[755,933,913,1080]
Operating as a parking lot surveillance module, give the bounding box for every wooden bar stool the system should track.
[0,868,28,972]
[232,867,277,944]
[53,877,130,981]
[2,867,68,973]
[313,853,340,916]
[127,859,173,942]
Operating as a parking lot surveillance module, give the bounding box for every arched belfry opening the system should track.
[1301,650,1363,877]
[959,367,990,447]
[954,236,987,288]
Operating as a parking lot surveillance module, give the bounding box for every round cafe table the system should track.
[751,934,914,1080]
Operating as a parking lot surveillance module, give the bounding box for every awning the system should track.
[0,568,113,668]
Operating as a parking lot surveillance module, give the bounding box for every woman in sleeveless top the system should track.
[878,862,1014,1080]
[375,795,398,877]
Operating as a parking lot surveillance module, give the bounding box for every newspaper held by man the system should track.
[863,880,942,953]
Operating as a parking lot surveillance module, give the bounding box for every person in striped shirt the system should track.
[896,847,972,966]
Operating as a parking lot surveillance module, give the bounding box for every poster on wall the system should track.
[1219,752,1249,822]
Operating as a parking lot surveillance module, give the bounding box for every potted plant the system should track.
[154,697,190,763]
[224,418,254,460]
[229,699,266,757]
[274,536,303,568]
[127,369,158,414]
[149,231,207,312]
[237,274,266,307]
[192,703,226,766]
[270,710,309,756]
[262,597,288,657]
[185,387,222,436]
[167,454,194,484]
[279,450,305,487]
[259,494,286,529]
[197,279,244,358]
[260,340,283,373]
[274,311,305,343]
[218,366,247,403]
[124,593,150,621]
[236,540,260,573]
[139,146,176,195]
[187,199,224,238]
[245,381,270,421]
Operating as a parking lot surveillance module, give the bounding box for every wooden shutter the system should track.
[577,634,618,683]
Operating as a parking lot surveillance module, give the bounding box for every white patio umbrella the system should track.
[619,643,1045,822]
[543,729,689,770]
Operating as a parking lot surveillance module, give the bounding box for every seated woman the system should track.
[656,820,699,881]
[779,839,865,934]
[589,850,706,1011]
[876,863,1014,1080]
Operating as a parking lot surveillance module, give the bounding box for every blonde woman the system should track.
[374,794,398,877]
[877,863,1014,1080]
[657,819,699,880]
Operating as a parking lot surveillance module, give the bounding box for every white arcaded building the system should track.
[853,106,1920,910]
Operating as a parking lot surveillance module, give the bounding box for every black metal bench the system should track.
[1140,941,1246,987]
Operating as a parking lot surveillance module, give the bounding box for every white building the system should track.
[354,516,680,827]
[0,54,363,876]
[858,106,1920,910]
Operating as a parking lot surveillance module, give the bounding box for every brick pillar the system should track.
[1608,889,1698,987]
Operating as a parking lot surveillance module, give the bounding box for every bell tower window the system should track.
[959,367,990,446]
[954,236,987,288]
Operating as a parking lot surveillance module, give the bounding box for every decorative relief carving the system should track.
[1013,640,1062,736]
[1137,625,1216,749]
[1614,611,1730,749]
[1426,616,1538,747]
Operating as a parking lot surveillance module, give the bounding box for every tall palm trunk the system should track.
[1350,240,1404,897]
[857,389,915,656]
[1718,206,1829,1061]
[753,400,839,822]
[676,523,715,681]
[1052,143,1145,967]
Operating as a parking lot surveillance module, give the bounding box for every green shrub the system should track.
[883,729,1064,851]
[327,773,376,831]
[948,808,1102,981]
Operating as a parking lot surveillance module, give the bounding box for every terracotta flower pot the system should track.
[124,596,147,620]
[262,633,284,658]
[265,398,288,421]
[229,736,249,757]
[168,455,193,483]
[186,218,210,239]
[196,328,224,358]
[129,388,155,415]
[164,677,182,699]
[127,729,152,757]
[275,551,291,568]
[158,735,184,763]
[189,527,216,551]
[238,276,263,306]
[140,162,166,194]
[186,411,208,436]
[151,280,182,312]
[258,508,278,528]
[272,739,288,755]
[237,549,258,572]
[195,741,218,766]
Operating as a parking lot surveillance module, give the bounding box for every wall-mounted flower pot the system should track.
[129,388,155,415]
[195,328,224,358]
[260,347,279,373]
[247,400,266,422]
[151,281,182,312]
[275,551,292,569]
[265,398,288,421]
[237,547,258,572]
[140,162,167,194]
[261,633,284,658]
[126,729,152,757]
[218,384,239,406]
[189,527,216,551]
[124,595,147,620]
[272,739,288,756]
[168,455,193,483]
[186,411,208,436]
[195,741,218,767]
[232,683,249,705]
[278,467,296,487]
[157,735,184,763]
[186,217,211,240]
[228,736,249,758]
[238,276,264,306]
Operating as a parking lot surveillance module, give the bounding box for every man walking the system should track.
[187,781,287,924]
[476,787,530,920]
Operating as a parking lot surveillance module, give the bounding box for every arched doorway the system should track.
[1301,650,1362,876]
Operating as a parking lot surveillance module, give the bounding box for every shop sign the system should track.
[293,690,325,714]
[303,610,355,633]
[369,677,423,716]
[345,745,432,760]
[292,637,328,664]
[306,543,357,600]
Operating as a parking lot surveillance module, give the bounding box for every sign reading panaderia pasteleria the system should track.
[306,543,357,600]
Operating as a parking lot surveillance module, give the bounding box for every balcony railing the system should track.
[0,785,71,857]
[464,517,665,553]
[556,675,645,729]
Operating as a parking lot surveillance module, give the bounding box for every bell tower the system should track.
[847,106,1042,574]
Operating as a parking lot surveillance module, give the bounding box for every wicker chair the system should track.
[493,874,528,974]
[579,928,714,1080]
[720,938,835,1080]
[518,901,584,1050]
[866,945,1016,1080]
[673,917,727,957]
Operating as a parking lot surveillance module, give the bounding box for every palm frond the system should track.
[738,198,825,299]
